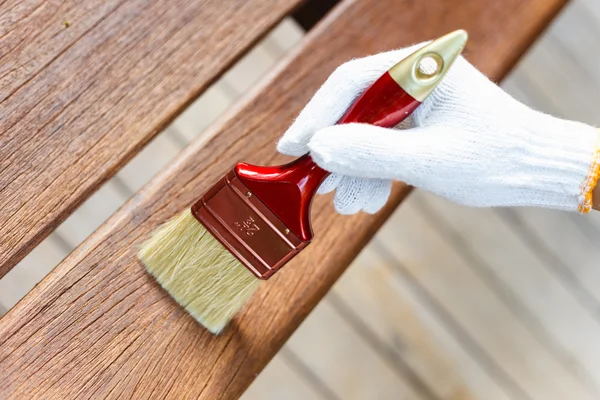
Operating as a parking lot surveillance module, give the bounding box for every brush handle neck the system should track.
[236,71,421,241]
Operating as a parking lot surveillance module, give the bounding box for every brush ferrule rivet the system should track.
[285,229,290,234]
[246,191,252,197]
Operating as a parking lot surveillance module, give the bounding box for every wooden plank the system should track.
[0,17,290,318]
[0,0,303,278]
[284,300,424,400]
[511,23,600,124]
[330,246,503,399]
[499,208,600,312]
[241,354,326,400]
[547,0,600,98]
[0,0,567,398]
[376,198,595,400]
[414,191,600,393]
[0,20,290,312]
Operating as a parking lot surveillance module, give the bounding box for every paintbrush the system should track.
[138,30,468,333]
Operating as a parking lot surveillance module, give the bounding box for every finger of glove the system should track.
[362,178,392,214]
[333,176,392,214]
[319,174,391,213]
[277,44,427,156]
[317,173,342,194]
[309,123,446,184]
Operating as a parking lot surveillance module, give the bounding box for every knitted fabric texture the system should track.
[278,43,600,214]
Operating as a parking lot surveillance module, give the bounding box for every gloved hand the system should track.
[278,43,600,214]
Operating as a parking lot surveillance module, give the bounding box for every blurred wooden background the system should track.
[2,0,600,398]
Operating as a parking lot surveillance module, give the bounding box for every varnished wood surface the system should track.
[0,18,304,311]
[0,0,302,279]
[0,0,567,398]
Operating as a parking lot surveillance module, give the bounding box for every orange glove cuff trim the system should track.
[578,129,600,213]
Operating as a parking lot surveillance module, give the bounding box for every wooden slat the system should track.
[377,199,595,400]
[0,0,302,278]
[502,208,600,311]
[241,355,326,400]
[0,17,298,316]
[416,192,600,393]
[284,300,424,399]
[330,246,500,399]
[0,0,567,398]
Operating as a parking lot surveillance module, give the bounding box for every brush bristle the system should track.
[138,209,260,333]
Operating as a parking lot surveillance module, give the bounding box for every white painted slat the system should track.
[116,129,185,192]
[497,1,600,319]
[332,246,510,400]
[285,300,424,400]
[54,182,129,248]
[171,85,238,143]
[263,18,305,55]
[500,68,559,116]
[507,20,600,125]
[414,191,600,394]
[503,207,600,309]
[549,0,600,88]
[580,0,600,20]
[242,355,326,400]
[376,197,595,400]
[222,44,280,95]
[0,236,70,311]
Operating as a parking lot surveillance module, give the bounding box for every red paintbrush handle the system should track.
[338,71,421,126]
[235,71,420,241]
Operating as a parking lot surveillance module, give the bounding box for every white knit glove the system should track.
[278,43,600,214]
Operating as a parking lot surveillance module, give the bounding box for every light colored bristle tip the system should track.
[138,209,260,334]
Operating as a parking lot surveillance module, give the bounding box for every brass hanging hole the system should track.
[415,53,444,82]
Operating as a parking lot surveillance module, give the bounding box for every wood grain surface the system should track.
[0,0,301,278]
[329,247,485,399]
[412,191,600,396]
[378,198,596,399]
[0,0,567,398]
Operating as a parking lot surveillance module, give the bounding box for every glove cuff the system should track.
[523,116,600,212]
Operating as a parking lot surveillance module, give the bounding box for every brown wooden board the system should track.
[0,0,302,278]
[0,0,567,398]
